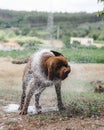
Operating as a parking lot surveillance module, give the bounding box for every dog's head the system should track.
[45,55,71,81]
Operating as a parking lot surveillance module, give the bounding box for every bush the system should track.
[62,100,101,117]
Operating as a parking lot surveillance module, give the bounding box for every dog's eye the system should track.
[64,64,68,67]
[56,64,61,70]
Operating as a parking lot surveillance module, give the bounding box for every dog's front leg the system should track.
[35,87,45,114]
[55,81,65,111]
[35,93,42,114]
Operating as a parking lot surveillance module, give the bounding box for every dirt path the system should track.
[0,58,104,130]
[1,112,104,130]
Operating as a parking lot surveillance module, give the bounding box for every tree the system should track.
[98,0,104,19]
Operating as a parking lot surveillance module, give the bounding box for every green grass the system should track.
[61,77,104,117]
[0,88,21,106]
[0,47,104,63]
[0,78,21,106]
[60,47,104,63]
[61,91,104,117]
[0,49,35,59]
[5,119,17,125]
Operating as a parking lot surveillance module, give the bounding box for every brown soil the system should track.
[0,58,104,130]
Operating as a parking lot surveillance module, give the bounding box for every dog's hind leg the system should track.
[19,70,33,111]
[19,80,35,115]
[18,82,26,110]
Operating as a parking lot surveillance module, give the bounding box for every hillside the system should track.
[0,9,104,47]
[0,9,101,27]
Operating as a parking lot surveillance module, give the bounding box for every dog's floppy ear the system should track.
[46,59,55,81]
[51,50,63,56]
[47,63,54,80]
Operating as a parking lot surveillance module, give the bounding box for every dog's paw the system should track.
[37,105,42,109]
[37,110,42,114]
[35,105,42,114]
[58,104,66,111]
[36,107,42,114]
[19,110,27,115]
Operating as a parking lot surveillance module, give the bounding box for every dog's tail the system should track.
[12,58,29,64]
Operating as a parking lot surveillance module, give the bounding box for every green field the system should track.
[0,47,104,63]
[61,47,104,63]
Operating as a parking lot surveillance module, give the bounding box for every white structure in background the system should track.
[70,37,94,46]
[0,42,23,51]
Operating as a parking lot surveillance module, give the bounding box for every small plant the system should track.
[5,119,17,125]
[65,128,71,130]
[60,100,101,117]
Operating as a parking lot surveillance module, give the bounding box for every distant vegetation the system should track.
[61,47,104,63]
[0,9,104,63]
[98,0,104,20]
[0,9,104,47]
[0,46,104,63]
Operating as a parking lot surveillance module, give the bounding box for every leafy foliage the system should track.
[98,0,104,19]
[0,9,104,45]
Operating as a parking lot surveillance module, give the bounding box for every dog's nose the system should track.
[66,66,71,74]
[64,69,70,75]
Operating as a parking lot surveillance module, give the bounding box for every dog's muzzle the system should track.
[61,66,71,80]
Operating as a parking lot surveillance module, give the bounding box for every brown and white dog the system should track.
[13,49,71,115]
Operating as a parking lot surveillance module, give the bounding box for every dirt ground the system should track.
[0,57,104,130]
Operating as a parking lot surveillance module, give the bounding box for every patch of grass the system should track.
[5,119,17,125]
[0,88,21,104]
[0,78,21,105]
[29,111,60,120]
[65,128,71,130]
[63,100,101,117]
[62,91,104,117]
[0,100,8,106]
[0,49,35,59]
[60,47,104,63]
[0,47,104,63]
